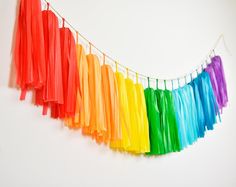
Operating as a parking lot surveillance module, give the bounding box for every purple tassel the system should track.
[205,55,228,113]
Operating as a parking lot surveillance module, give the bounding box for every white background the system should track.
[0,0,236,186]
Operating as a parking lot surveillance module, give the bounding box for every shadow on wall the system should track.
[8,0,20,89]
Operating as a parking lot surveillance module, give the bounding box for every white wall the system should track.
[0,0,236,186]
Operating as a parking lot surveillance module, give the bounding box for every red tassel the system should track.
[35,10,64,115]
[14,0,46,99]
[51,27,79,119]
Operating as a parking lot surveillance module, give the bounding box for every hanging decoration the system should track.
[13,0,229,155]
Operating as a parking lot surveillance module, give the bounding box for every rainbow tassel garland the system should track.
[13,0,228,155]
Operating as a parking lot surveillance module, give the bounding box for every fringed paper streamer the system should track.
[64,44,90,129]
[155,89,181,153]
[82,54,106,143]
[172,88,189,149]
[135,83,150,153]
[51,26,79,119]
[125,78,141,153]
[14,0,46,100]
[110,71,131,151]
[35,9,64,115]
[182,85,199,142]
[145,87,165,155]
[74,44,88,127]
[196,72,219,130]
[206,56,228,113]
[190,78,206,138]
[101,64,121,142]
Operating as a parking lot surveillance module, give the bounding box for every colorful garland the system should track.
[13,0,228,155]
